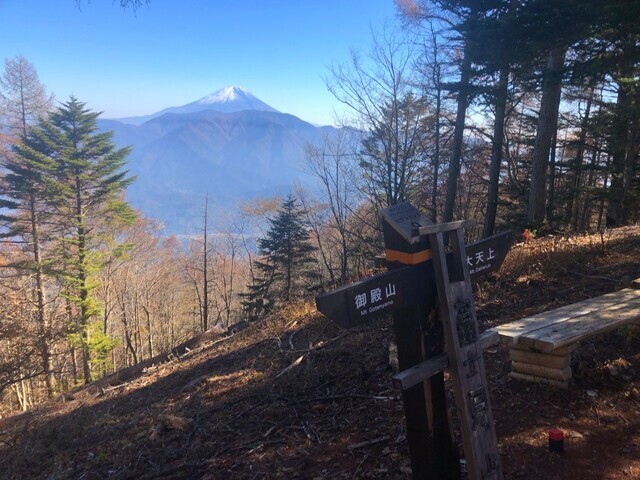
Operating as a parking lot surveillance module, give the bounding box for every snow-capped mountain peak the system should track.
[112,86,279,125]
[187,86,279,113]
[197,86,246,104]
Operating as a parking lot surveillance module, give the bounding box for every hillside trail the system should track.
[1,227,639,479]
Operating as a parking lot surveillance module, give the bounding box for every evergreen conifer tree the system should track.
[242,194,317,319]
[9,96,135,382]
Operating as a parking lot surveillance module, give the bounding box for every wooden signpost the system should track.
[315,203,511,480]
[383,204,458,479]
[418,221,502,480]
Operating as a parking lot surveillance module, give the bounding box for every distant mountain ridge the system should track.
[114,86,279,126]
[99,87,342,234]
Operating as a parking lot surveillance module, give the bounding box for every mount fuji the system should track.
[99,87,345,234]
[114,86,279,126]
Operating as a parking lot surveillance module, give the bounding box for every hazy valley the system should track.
[99,86,342,234]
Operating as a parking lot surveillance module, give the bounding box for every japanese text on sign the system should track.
[467,247,496,276]
[354,282,397,315]
[349,281,398,321]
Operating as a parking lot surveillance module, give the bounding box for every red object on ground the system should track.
[548,428,564,453]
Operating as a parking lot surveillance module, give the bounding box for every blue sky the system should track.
[0,0,400,125]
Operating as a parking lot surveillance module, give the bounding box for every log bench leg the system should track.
[508,345,576,388]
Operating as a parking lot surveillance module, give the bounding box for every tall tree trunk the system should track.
[227,249,235,325]
[75,175,92,383]
[569,88,594,230]
[546,125,559,222]
[285,237,292,302]
[15,72,54,396]
[142,302,154,359]
[28,193,54,397]
[431,82,442,223]
[202,195,209,331]
[580,147,599,231]
[443,40,472,224]
[608,84,629,227]
[121,307,138,365]
[483,68,509,238]
[12,380,32,411]
[607,43,639,227]
[527,46,567,225]
[426,23,443,223]
[626,116,640,224]
[66,297,78,384]
[598,152,611,231]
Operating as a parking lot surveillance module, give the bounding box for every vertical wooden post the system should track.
[381,204,460,480]
[318,205,512,480]
[421,221,503,480]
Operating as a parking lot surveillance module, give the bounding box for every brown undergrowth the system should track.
[0,227,639,479]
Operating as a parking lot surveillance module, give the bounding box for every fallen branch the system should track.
[350,454,369,480]
[347,435,390,451]
[567,270,621,283]
[276,332,349,378]
[296,394,397,404]
[290,332,349,353]
[289,327,300,350]
[276,354,308,378]
[103,383,128,393]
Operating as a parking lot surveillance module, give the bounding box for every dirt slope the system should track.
[1,227,639,479]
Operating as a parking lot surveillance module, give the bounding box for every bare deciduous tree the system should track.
[305,130,360,285]
[327,26,428,212]
[0,55,53,137]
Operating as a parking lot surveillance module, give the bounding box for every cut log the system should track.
[510,349,570,369]
[511,361,571,382]
[509,371,569,389]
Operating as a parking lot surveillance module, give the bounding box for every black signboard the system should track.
[315,232,512,328]
[316,264,430,329]
[466,231,513,280]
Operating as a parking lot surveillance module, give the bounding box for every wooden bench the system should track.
[489,278,640,388]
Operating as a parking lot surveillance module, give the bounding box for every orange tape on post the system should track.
[385,248,432,265]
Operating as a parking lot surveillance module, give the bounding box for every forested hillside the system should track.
[1,0,639,419]
[0,228,639,479]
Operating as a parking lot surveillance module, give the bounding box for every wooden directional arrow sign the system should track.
[315,230,512,328]
[315,264,430,329]
[466,231,513,281]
